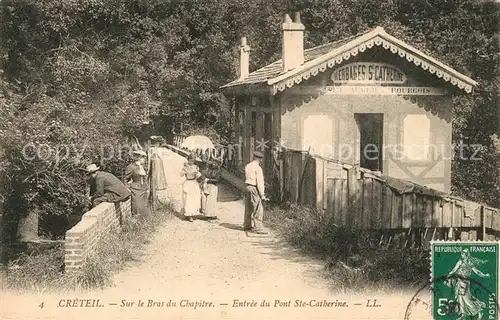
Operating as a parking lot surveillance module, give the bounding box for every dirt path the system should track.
[1,149,428,320]
[95,182,342,319]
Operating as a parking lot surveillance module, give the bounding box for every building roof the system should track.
[221,26,478,95]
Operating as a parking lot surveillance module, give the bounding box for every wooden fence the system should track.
[281,149,500,245]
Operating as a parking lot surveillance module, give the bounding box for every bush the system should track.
[265,203,359,258]
[265,203,429,292]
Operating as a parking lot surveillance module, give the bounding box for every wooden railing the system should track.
[170,134,187,148]
[164,134,231,167]
[280,149,500,245]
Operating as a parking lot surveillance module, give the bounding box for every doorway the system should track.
[355,113,384,172]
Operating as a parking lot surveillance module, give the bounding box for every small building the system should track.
[220,12,477,194]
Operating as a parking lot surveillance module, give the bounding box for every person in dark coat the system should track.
[124,150,150,216]
[85,164,130,208]
[200,159,221,218]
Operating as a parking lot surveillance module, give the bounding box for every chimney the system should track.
[282,12,305,72]
[239,37,250,79]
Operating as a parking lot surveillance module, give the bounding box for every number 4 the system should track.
[39,302,44,309]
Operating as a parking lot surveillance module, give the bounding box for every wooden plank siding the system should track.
[391,192,402,229]
[315,159,324,210]
[278,149,500,244]
[381,186,391,229]
[340,179,348,225]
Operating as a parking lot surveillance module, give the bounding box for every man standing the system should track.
[85,164,131,208]
[244,151,268,234]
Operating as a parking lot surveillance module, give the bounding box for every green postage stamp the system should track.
[431,241,500,320]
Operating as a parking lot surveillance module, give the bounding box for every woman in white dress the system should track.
[180,153,201,222]
[445,248,490,319]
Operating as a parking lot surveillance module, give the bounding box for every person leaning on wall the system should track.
[84,164,131,209]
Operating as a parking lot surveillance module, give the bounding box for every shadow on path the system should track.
[170,211,218,223]
[193,215,218,221]
[219,222,244,231]
[249,238,326,265]
[171,211,188,221]
[217,181,327,265]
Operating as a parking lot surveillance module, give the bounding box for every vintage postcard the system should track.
[1,1,499,319]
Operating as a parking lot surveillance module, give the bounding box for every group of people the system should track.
[82,148,269,235]
[83,150,150,217]
[180,150,268,234]
[180,153,222,222]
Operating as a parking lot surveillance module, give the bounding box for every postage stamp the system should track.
[431,241,500,320]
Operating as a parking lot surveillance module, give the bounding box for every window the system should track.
[403,114,431,160]
[355,113,384,171]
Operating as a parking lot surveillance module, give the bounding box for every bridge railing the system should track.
[164,133,187,148]
[163,133,231,166]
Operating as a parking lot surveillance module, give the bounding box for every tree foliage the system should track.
[0,0,498,240]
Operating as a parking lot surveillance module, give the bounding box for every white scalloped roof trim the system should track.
[271,35,475,95]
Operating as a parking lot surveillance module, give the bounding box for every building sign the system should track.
[323,86,447,95]
[331,62,407,84]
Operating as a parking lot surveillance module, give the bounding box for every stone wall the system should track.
[64,200,131,272]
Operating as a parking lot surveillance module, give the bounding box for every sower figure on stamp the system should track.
[445,248,490,320]
[244,151,269,234]
[84,164,131,208]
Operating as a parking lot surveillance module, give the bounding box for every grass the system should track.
[264,202,429,294]
[0,202,174,293]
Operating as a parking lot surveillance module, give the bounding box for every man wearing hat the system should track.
[243,151,269,234]
[85,164,131,208]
